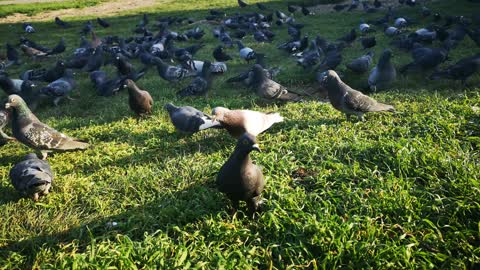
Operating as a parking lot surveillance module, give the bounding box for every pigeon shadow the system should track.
[0,181,228,268]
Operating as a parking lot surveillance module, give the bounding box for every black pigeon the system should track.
[83,46,104,72]
[39,69,76,106]
[334,4,348,12]
[6,95,89,159]
[399,46,449,74]
[213,45,232,62]
[288,4,298,13]
[6,43,20,66]
[429,54,480,86]
[216,133,264,215]
[405,0,416,7]
[55,17,70,28]
[257,3,267,10]
[125,79,153,117]
[319,70,395,121]
[337,29,357,45]
[177,61,212,97]
[0,75,34,95]
[347,51,374,74]
[90,70,124,96]
[315,49,343,73]
[113,53,145,81]
[164,103,222,134]
[301,5,312,16]
[46,37,66,56]
[184,27,205,40]
[360,36,376,49]
[278,35,309,53]
[41,60,66,82]
[374,0,382,8]
[238,0,248,8]
[10,153,53,201]
[97,17,110,28]
[80,20,94,35]
[153,58,189,82]
[251,64,300,101]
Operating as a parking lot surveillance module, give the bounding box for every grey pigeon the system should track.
[251,64,301,101]
[164,103,222,134]
[216,133,264,215]
[0,75,35,96]
[10,153,53,201]
[0,108,14,142]
[5,94,89,159]
[400,46,448,74]
[429,54,480,86]
[153,58,189,82]
[177,61,212,98]
[90,70,124,96]
[237,41,256,62]
[212,107,283,138]
[125,79,153,117]
[320,70,395,121]
[39,69,76,106]
[346,51,374,74]
[368,49,396,91]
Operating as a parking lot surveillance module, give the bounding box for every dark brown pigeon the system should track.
[216,133,265,215]
[125,79,153,117]
[5,94,89,159]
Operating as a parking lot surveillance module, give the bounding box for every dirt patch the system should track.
[0,0,157,23]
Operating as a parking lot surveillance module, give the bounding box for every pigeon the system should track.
[213,45,232,62]
[83,46,104,72]
[360,36,376,49]
[237,41,256,62]
[5,95,89,159]
[296,40,321,69]
[212,107,283,138]
[153,58,189,82]
[334,4,349,12]
[251,64,301,101]
[19,37,50,53]
[55,17,70,28]
[319,70,395,121]
[337,29,357,45]
[238,0,248,8]
[421,5,431,17]
[394,18,407,28]
[346,51,374,74]
[22,23,35,33]
[429,54,480,86]
[374,0,382,8]
[315,48,343,73]
[301,5,312,16]
[359,21,375,34]
[384,25,401,37]
[10,153,53,201]
[39,69,76,106]
[80,20,94,35]
[368,49,396,91]
[164,103,222,134]
[125,79,153,117]
[185,27,205,40]
[278,35,309,53]
[89,70,124,96]
[6,43,20,66]
[113,53,145,81]
[46,38,66,56]
[97,17,110,28]
[216,133,264,215]
[399,46,449,74]
[177,61,212,97]
[0,75,35,96]
[20,44,47,58]
[42,60,66,82]
[0,108,14,141]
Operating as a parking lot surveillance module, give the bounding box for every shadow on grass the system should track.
[0,181,228,268]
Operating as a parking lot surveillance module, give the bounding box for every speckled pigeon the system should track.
[5,94,89,159]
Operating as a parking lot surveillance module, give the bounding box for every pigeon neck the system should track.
[13,101,37,123]
[326,77,347,97]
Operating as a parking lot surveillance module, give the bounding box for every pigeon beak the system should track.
[5,103,11,109]
[252,144,261,152]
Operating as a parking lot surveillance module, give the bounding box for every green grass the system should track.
[1,0,480,269]
[0,0,106,18]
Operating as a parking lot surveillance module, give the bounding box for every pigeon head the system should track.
[211,106,230,122]
[378,49,393,67]
[124,79,135,88]
[164,103,178,113]
[236,133,261,152]
[24,153,39,160]
[57,60,65,67]
[5,94,26,110]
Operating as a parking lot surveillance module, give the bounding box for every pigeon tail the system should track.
[57,140,90,150]
[198,118,223,130]
[372,103,395,112]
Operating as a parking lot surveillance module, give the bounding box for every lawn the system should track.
[0,0,106,18]
[0,0,479,269]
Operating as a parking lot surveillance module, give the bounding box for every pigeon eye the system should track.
[242,140,249,145]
